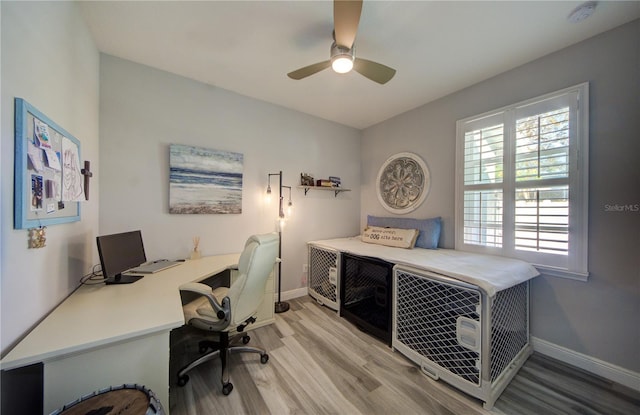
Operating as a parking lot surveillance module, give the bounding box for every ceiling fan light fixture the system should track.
[330,43,354,74]
[332,56,354,73]
[287,0,395,84]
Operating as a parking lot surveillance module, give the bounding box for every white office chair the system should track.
[176,233,279,395]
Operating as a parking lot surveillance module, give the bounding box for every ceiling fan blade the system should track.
[353,58,396,84]
[287,60,332,80]
[334,0,362,48]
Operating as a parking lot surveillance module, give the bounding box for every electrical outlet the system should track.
[303,264,308,273]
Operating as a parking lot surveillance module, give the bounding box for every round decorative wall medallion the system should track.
[376,152,430,214]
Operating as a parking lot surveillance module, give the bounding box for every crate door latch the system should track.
[456,317,481,353]
[328,267,338,285]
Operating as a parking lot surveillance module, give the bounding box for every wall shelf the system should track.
[297,186,351,197]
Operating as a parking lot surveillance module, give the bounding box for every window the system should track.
[455,84,588,280]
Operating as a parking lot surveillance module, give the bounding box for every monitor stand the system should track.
[105,274,144,285]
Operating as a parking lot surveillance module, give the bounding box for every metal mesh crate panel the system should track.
[395,269,481,385]
[343,257,389,307]
[489,282,528,382]
[309,247,338,303]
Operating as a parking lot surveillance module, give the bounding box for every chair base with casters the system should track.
[176,318,269,395]
[176,233,279,396]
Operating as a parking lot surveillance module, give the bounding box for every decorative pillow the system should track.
[367,215,442,249]
[361,226,419,249]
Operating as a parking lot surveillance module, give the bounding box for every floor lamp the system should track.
[267,171,292,313]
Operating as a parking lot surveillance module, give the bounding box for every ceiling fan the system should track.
[287,0,396,85]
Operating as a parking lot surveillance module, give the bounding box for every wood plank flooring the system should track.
[169,296,640,415]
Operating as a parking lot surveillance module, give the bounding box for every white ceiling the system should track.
[79,1,640,129]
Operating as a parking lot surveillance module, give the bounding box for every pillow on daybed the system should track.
[367,215,441,249]
[362,226,419,249]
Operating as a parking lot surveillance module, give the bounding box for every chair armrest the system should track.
[228,258,278,271]
[180,282,228,320]
[180,282,214,296]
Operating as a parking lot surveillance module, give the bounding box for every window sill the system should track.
[533,265,589,282]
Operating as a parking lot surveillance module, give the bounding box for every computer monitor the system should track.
[96,230,146,284]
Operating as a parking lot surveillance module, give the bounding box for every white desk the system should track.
[0,254,274,414]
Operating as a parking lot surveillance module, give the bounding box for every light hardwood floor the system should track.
[169,296,640,415]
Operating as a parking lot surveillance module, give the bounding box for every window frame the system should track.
[455,83,589,280]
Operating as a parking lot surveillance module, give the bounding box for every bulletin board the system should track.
[14,98,83,229]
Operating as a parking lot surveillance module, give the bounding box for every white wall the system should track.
[1,1,100,354]
[99,55,361,295]
[362,20,640,372]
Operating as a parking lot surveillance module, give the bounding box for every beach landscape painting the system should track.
[169,144,243,214]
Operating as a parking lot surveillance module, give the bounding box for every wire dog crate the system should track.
[392,265,531,410]
[307,244,340,311]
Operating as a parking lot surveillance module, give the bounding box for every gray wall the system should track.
[1,1,100,354]
[362,20,640,372]
[99,55,362,296]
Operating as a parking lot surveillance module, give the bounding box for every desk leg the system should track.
[43,331,170,414]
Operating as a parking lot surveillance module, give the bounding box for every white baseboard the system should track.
[531,336,640,392]
[275,287,308,302]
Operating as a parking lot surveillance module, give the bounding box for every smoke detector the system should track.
[567,1,598,23]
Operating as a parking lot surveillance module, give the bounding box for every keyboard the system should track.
[128,260,181,274]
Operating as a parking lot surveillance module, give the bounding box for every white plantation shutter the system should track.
[515,107,570,181]
[456,84,589,279]
[463,189,503,247]
[464,123,504,186]
[515,186,569,254]
[514,104,571,256]
[462,119,504,247]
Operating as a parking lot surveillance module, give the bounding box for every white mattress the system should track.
[309,237,539,297]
